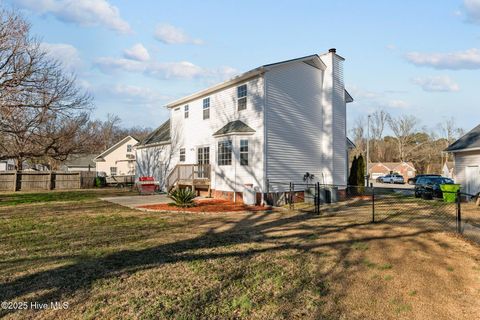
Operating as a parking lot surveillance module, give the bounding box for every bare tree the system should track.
[0,8,93,169]
[387,114,419,161]
[350,115,366,156]
[370,109,389,161]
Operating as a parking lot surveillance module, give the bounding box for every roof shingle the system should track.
[445,124,480,152]
[213,120,255,136]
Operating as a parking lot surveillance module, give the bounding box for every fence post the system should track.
[289,182,292,210]
[456,190,462,234]
[48,172,53,190]
[12,171,17,192]
[266,179,269,206]
[316,182,320,214]
[292,183,295,210]
[371,184,375,223]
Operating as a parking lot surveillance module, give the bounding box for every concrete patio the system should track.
[100,194,170,209]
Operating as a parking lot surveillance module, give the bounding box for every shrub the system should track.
[169,188,196,207]
[95,176,106,188]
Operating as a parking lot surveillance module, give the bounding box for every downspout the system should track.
[262,74,268,205]
[234,136,237,203]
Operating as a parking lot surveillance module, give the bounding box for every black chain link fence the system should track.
[267,181,480,245]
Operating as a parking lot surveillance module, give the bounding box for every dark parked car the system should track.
[408,174,441,185]
[414,176,454,198]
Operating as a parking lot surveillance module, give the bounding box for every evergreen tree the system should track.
[357,154,366,186]
[348,155,358,186]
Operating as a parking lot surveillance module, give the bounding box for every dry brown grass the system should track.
[0,190,479,319]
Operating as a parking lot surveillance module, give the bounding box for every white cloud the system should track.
[106,84,169,101]
[123,43,150,62]
[40,42,82,72]
[147,61,205,79]
[383,99,409,109]
[16,0,132,34]
[348,85,410,110]
[405,48,480,69]
[386,44,397,51]
[94,57,145,73]
[412,75,460,92]
[464,0,480,24]
[154,23,203,45]
[95,55,237,81]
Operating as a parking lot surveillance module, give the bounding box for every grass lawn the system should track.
[0,188,136,206]
[0,190,479,319]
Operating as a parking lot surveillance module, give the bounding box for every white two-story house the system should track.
[95,136,138,176]
[136,49,353,204]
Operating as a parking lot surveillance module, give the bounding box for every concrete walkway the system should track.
[100,194,170,209]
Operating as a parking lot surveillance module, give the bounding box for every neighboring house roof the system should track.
[165,50,353,109]
[445,123,480,152]
[94,136,138,162]
[368,162,416,172]
[63,154,96,167]
[346,137,356,150]
[137,119,171,147]
[213,120,256,137]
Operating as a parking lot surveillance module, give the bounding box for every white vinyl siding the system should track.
[331,55,347,185]
[168,76,265,193]
[265,54,347,188]
[95,136,138,176]
[454,150,480,193]
[265,61,325,186]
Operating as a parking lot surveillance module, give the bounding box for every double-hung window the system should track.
[218,140,232,166]
[184,105,189,118]
[110,167,117,176]
[179,148,186,162]
[203,98,210,120]
[237,84,247,111]
[127,144,132,152]
[240,140,249,165]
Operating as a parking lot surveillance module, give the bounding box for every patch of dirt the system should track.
[138,199,273,213]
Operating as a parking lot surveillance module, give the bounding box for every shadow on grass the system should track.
[0,208,439,318]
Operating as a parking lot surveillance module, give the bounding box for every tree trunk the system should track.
[15,158,23,170]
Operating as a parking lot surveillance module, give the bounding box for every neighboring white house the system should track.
[0,159,15,171]
[442,161,455,179]
[445,123,480,196]
[60,154,97,172]
[136,49,353,203]
[94,136,138,176]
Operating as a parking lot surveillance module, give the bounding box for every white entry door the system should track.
[465,166,480,195]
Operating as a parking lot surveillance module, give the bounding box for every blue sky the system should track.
[6,0,480,133]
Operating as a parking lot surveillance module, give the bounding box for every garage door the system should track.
[465,166,480,195]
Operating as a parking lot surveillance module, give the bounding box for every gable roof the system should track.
[346,137,356,149]
[94,136,138,162]
[445,124,480,152]
[368,162,416,171]
[165,51,353,109]
[137,119,171,147]
[63,154,96,167]
[213,120,256,137]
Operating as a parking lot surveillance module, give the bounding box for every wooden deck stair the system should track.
[166,164,211,195]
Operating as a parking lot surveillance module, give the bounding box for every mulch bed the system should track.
[138,199,272,212]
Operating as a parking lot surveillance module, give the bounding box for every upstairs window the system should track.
[218,140,232,166]
[240,139,249,165]
[203,98,210,120]
[237,84,247,111]
[184,105,189,118]
[180,148,186,162]
[127,144,132,152]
